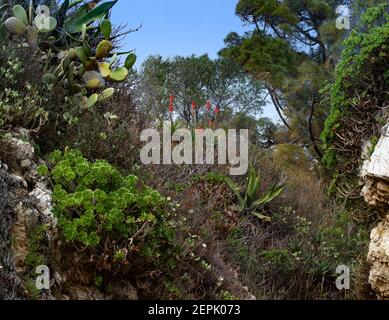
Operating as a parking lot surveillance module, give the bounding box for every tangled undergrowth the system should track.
[140,145,373,299]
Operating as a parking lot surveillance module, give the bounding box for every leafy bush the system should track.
[0,43,49,130]
[47,149,176,262]
[321,4,389,168]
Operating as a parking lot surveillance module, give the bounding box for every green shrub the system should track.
[321,4,389,167]
[48,149,176,261]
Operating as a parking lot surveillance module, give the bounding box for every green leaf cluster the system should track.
[321,4,389,166]
[225,167,284,221]
[48,149,174,256]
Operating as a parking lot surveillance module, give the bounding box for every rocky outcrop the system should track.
[0,161,24,299]
[361,125,389,299]
[0,130,55,299]
[368,220,389,297]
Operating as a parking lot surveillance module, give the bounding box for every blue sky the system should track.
[111,0,280,122]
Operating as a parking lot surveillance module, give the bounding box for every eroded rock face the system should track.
[362,124,389,299]
[0,162,24,299]
[0,130,55,299]
[368,219,389,298]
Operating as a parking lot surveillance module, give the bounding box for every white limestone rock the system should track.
[367,125,389,181]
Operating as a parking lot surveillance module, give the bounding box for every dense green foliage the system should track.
[322,3,389,167]
[220,0,347,158]
[45,150,175,260]
[221,0,387,160]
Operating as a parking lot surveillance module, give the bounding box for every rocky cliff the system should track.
[0,129,55,299]
[362,124,389,299]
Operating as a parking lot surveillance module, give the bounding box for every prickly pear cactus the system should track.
[2,2,137,109]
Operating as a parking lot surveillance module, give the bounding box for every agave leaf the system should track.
[246,167,256,200]
[65,1,118,34]
[252,185,284,208]
[252,211,272,222]
[251,175,261,202]
[225,177,245,208]
[13,5,28,26]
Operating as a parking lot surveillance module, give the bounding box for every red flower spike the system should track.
[215,106,220,115]
[192,101,196,111]
[169,95,174,113]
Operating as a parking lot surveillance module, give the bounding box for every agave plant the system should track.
[225,167,284,221]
